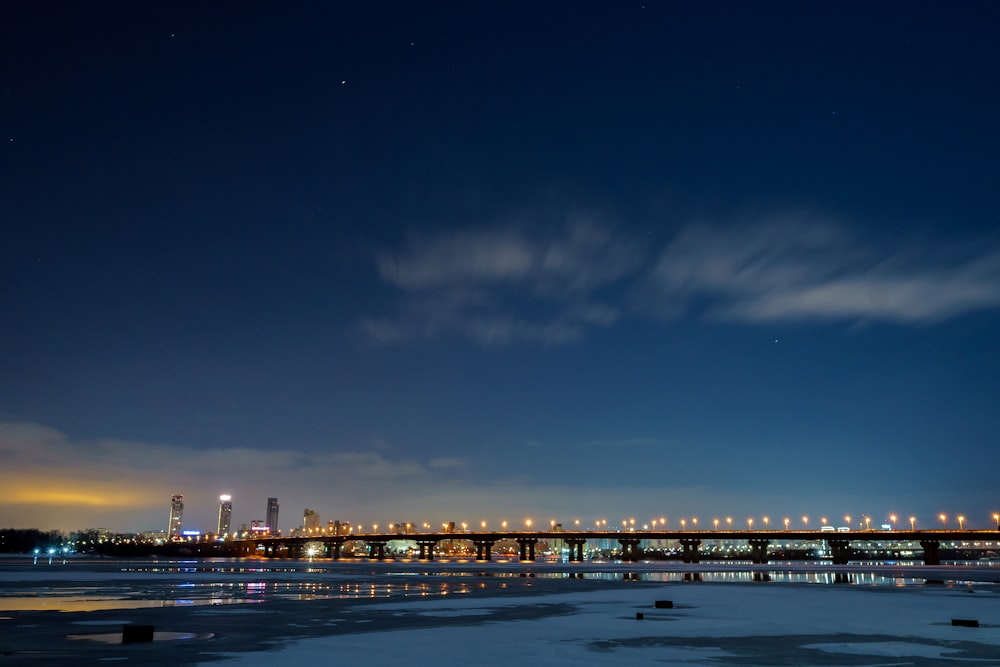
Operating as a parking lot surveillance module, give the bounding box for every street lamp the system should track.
[863,516,870,530]
[525,518,533,530]
[747,517,754,530]
[958,515,965,530]
[783,517,790,531]
[692,517,698,530]
[909,516,916,530]
[680,519,687,530]
[763,516,770,529]
[889,514,897,530]
[713,518,719,530]
[502,520,508,530]
[939,513,947,529]
[802,516,809,529]
[726,517,733,528]
[994,513,1000,530]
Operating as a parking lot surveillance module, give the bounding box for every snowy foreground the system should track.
[199,578,1000,666]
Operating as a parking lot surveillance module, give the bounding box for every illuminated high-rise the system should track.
[266,497,279,534]
[217,495,233,537]
[167,494,184,537]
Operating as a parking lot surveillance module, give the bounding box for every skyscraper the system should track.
[217,495,233,537]
[167,494,184,537]
[266,497,279,535]
[303,508,319,532]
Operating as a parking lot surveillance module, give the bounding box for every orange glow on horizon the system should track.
[6,484,145,507]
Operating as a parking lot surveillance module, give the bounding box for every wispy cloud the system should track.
[364,219,642,345]
[644,219,1000,324]
[365,215,1000,345]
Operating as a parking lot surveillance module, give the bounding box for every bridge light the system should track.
[994,513,999,530]
[939,514,947,529]
[692,517,698,529]
[958,515,965,530]
[909,516,916,530]
[889,514,897,530]
[680,519,686,530]
[763,516,769,529]
[845,515,851,529]
[713,518,719,530]
[726,517,733,528]
[747,517,753,530]
[783,517,790,530]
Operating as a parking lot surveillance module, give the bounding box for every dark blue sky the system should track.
[2,2,999,533]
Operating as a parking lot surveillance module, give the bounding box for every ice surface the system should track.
[198,581,1000,665]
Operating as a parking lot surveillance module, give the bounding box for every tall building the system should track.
[266,497,279,535]
[217,495,233,537]
[167,494,184,537]
[303,508,320,532]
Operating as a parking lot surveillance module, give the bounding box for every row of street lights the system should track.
[340,512,1000,535]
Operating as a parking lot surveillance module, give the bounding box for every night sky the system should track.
[3,2,999,534]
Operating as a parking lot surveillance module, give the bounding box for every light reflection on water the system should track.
[2,558,995,612]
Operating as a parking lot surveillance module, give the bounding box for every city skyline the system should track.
[2,3,999,533]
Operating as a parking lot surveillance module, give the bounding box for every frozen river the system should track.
[1,558,998,665]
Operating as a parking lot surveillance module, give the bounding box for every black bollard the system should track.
[122,624,155,643]
[635,612,644,620]
[654,600,673,609]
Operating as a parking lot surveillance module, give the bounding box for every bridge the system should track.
[239,529,1000,565]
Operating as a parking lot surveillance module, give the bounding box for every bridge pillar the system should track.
[919,540,941,566]
[516,537,539,562]
[679,539,701,563]
[366,539,388,560]
[416,540,437,561]
[747,538,770,564]
[618,537,642,562]
[565,537,587,562]
[472,540,496,561]
[323,538,345,560]
[827,538,851,565]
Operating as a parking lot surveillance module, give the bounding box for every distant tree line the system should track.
[0,528,64,553]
